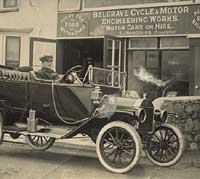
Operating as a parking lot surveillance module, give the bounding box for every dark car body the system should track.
[0,66,154,133]
[0,65,184,174]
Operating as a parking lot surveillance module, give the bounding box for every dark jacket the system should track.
[36,67,59,80]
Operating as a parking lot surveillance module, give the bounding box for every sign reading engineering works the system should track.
[57,4,200,37]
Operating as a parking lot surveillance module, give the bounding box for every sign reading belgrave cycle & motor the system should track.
[57,3,200,37]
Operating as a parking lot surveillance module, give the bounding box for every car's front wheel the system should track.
[145,123,184,167]
[96,121,142,174]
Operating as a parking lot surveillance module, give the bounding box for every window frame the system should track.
[161,49,191,81]
[58,0,82,11]
[0,0,18,12]
[160,37,190,50]
[128,38,158,50]
[129,50,161,78]
[3,0,17,8]
[5,36,21,68]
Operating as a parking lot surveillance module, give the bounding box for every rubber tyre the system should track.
[26,135,55,151]
[96,121,142,174]
[145,123,185,167]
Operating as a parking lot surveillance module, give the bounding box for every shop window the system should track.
[58,0,81,11]
[160,37,189,49]
[146,51,160,77]
[128,50,160,78]
[5,36,20,68]
[129,51,145,68]
[128,50,161,98]
[3,0,17,8]
[129,38,158,50]
[128,36,191,97]
[162,50,191,81]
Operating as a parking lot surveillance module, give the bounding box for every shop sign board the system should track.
[57,4,200,37]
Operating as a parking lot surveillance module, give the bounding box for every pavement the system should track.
[3,134,200,169]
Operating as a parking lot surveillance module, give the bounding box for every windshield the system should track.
[83,65,126,89]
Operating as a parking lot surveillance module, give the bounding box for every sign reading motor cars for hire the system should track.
[57,4,200,37]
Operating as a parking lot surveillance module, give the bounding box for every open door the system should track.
[103,35,126,89]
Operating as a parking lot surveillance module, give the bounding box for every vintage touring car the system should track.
[0,65,184,173]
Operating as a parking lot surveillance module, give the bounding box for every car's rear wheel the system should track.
[26,135,55,151]
[26,117,56,151]
[96,121,142,174]
[145,124,184,167]
[10,133,21,139]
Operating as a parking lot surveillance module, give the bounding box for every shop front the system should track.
[57,3,200,96]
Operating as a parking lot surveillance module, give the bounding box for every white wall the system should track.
[0,0,58,68]
[0,0,58,38]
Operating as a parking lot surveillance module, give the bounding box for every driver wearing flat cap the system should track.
[36,55,59,80]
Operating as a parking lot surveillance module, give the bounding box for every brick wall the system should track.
[153,96,200,150]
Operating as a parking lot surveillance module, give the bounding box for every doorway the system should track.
[57,36,126,89]
[57,38,103,74]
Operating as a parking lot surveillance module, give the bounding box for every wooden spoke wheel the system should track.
[96,121,142,174]
[10,133,21,139]
[145,124,184,167]
[26,135,55,151]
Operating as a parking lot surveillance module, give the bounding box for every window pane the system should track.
[129,38,158,49]
[146,51,159,69]
[59,0,81,10]
[6,36,20,67]
[129,51,145,68]
[162,51,191,81]
[160,37,189,49]
[128,51,145,93]
[84,0,190,8]
[4,0,17,8]
[128,50,160,98]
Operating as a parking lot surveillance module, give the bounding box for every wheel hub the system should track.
[160,141,168,149]
[113,142,123,150]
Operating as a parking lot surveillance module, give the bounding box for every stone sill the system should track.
[0,7,18,13]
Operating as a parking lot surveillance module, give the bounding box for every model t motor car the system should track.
[0,65,184,173]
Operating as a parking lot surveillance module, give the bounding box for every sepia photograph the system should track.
[0,0,200,178]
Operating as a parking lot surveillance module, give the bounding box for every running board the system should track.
[3,124,75,139]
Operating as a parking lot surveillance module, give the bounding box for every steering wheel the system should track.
[62,65,83,83]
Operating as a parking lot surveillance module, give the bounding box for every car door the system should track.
[30,81,93,123]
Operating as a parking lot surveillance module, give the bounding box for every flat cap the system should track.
[39,55,53,63]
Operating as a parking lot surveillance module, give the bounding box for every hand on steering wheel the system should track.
[62,65,83,83]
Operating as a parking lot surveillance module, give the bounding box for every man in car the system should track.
[36,55,59,80]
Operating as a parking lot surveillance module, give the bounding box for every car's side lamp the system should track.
[91,86,102,105]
